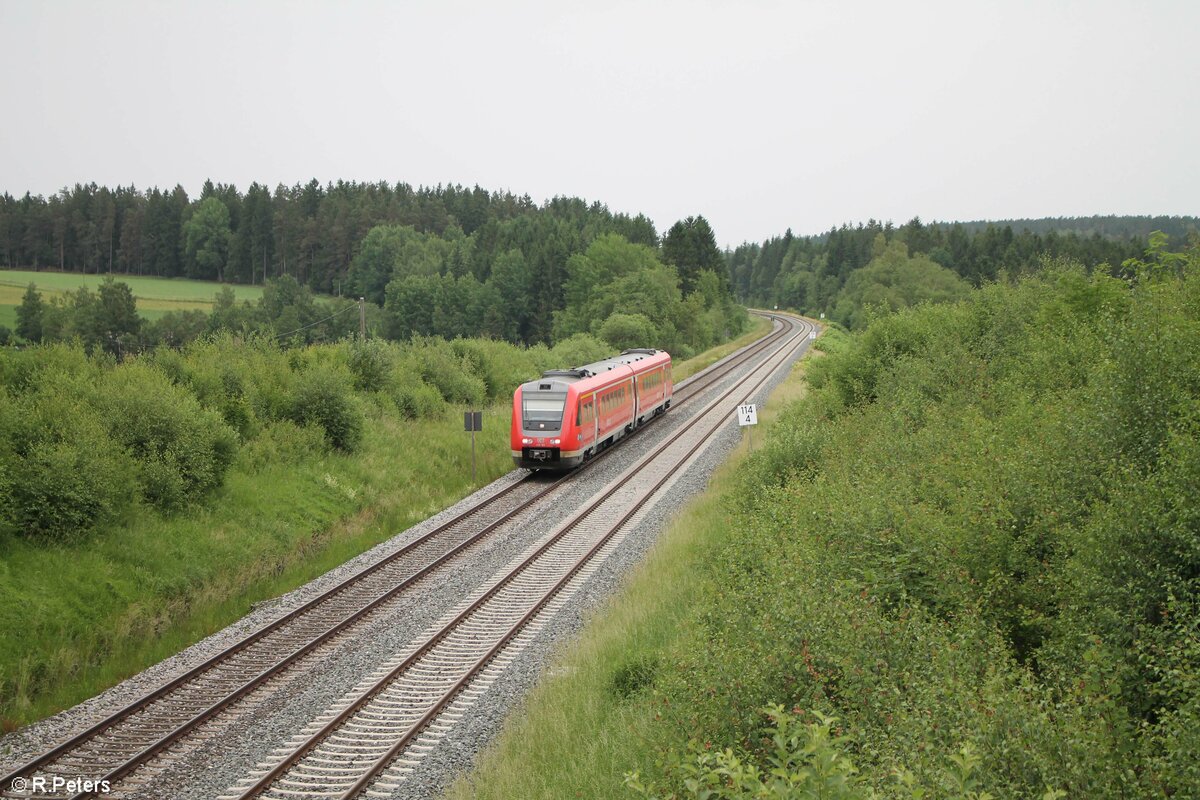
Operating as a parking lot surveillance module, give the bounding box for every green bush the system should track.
[449,337,537,402]
[408,338,488,406]
[598,312,657,351]
[0,373,135,540]
[95,363,239,511]
[0,341,95,396]
[627,708,868,800]
[640,256,1200,798]
[346,338,395,392]
[544,333,611,371]
[288,367,364,451]
[390,373,447,419]
[236,419,328,473]
[178,334,295,435]
[609,655,660,700]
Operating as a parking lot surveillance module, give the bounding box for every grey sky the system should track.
[2,0,1196,247]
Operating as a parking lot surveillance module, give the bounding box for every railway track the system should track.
[0,312,809,800]
[220,314,813,800]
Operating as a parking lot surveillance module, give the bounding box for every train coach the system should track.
[511,349,672,470]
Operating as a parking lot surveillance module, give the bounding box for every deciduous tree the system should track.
[184,197,232,281]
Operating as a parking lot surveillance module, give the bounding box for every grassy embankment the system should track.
[450,255,1200,798]
[0,401,511,731]
[0,318,770,734]
[0,269,264,329]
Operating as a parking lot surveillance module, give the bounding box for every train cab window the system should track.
[523,392,566,431]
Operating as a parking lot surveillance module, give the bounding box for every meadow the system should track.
[0,270,265,329]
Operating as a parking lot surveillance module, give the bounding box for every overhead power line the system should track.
[273,302,359,340]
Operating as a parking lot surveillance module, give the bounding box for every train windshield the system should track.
[523,393,566,431]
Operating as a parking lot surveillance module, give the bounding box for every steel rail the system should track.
[2,314,794,800]
[230,314,811,799]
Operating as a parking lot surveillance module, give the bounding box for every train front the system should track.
[510,375,582,470]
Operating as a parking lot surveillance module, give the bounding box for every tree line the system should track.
[2,181,740,349]
[0,180,657,293]
[7,188,741,360]
[727,215,1199,328]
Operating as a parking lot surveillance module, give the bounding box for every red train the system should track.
[511,349,673,470]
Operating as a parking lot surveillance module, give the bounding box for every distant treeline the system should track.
[1,181,740,348]
[0,180,652,292]
[937,213,1199,242]
[727,215,1199,327]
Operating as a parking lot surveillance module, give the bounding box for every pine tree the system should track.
[662,215,723,294]
[15,283,44,342]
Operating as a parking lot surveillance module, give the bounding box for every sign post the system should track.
[464,411,483,483]
[737,403,758,451]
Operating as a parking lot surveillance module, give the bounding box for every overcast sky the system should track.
[2,1,1196,246]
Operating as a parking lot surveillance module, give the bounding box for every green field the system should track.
[0,270,264,327]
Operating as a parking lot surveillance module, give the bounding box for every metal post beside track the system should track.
[465,410,482,484]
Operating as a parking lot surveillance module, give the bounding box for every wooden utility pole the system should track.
[359,297,366,339]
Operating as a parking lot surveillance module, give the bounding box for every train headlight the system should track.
[522,438,532,445]
[551,438,560,445]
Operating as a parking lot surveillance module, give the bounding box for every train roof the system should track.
[539,349,668,383]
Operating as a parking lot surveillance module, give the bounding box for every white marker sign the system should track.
[737,404,758,426]
[809,330,817,340]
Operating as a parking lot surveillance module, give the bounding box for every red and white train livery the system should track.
[511,349,673,470]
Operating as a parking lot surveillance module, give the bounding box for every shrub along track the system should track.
[0,314,798,800]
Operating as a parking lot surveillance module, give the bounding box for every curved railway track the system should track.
[222,313,813,800]
[0,312,810,800]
